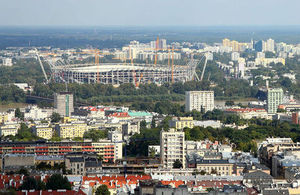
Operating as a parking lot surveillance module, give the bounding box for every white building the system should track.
[185,91,214,112]
[265,39,275,52]
[231,52,240,61]
[267,88,284,114]
[1,58,13,67]
[160,129,185,169]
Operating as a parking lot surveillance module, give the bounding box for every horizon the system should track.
[1,0,300,26]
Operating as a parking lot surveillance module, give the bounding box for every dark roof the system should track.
[196,159,231,164]
[262,189,289,195]
[69,157,84,163]
[244,170,273,180]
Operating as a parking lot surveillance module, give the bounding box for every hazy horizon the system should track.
[1,0,300,26]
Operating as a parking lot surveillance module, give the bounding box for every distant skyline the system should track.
[1,0,300,26]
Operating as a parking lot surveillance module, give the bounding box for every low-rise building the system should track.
[225,108,268,119]
[169,117,194,130]
[0,122,20,137]
[55,122,88,139]
[31,124,53,140]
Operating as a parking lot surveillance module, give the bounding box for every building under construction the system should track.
[48,60,199,85]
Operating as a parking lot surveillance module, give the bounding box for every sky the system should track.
[1,0,300,26]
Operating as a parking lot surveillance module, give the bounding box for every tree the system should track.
[46,174,71,190]
[173,159,183,169]
[15,108,24,120]
[225,100,234,106]
[51,112,61,123]
[19,177,38,190]
[83,129,108,142]
[18,168,29,176]
[200,170,206,175]
[19,177,45,191]
[95,185,110,195]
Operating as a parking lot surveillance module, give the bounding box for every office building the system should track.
[185,91,214,112]
[160,129,185,168]
[267,88,284,114]
[255,40,264,52]
[54,92,74,117]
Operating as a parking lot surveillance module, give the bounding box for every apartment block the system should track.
[267,88,284,114]
[31,124,53,140]
[55,122,88,139]
[160,129,185,169]
[0,123,20,137]
[54,92,74,117]
[0,140,120,162]
[185,91,214,112]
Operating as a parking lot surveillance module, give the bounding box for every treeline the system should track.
[127,117,300,157]
[0,85,25,104]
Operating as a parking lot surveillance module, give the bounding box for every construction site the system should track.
[46,60,199,85]
[37,38,206,86]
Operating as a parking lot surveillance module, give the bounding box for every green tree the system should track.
[225,100,234,106]
[95,185,110,195]
[83,129,108,142]
[15,108,24,120]
[46,174,71,190]
[173,159,183,169]
[51,112,61,123]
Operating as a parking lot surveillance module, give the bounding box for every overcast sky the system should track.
[1,0,300,26]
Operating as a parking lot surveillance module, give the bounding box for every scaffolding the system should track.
[46,60,199,85]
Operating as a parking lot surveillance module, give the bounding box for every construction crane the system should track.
[36,51,49,84]
[72,49,104,83]
[200,53,208,81]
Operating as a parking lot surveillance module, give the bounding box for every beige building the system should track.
[160,129,185,168]
[54,92,74,117]
[55,122,87,139]
[31,124,53,140]
[185,91,214,112]
[195,159,233,175]
[169,117,194,130]
[0,123,20,137]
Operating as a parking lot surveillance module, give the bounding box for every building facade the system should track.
[185,91,214,112]
[267,88,284,114]
[54,92,74,117]
[160,129,185,169]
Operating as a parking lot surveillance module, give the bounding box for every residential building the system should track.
[54,92,74,117]
[267,88,284,114]
[169,117,194,130]
[55,122,87,139]
[185,91,214,112]
[0,123,20,137]
[31,124,53,140]
[188,158,234,176]
[0,140,120,162]
[160,129,185,168]
[266,39,275,52]
[231,52,240,61]
[225,108,268,119]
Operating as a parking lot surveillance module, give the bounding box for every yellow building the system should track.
[55,122,88,139]
[0,123,20,137]
[32,124,53,140]
[62,117,78,123]
[169,117,194,130]
[0,114,8,124]
[196,160,233,175]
